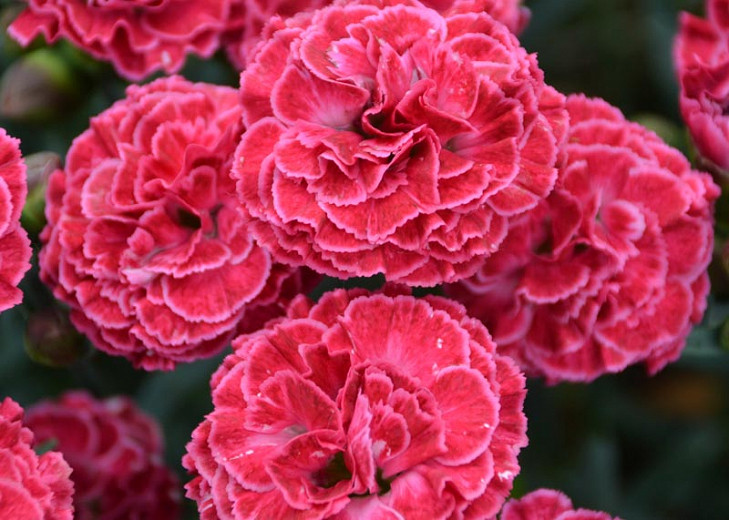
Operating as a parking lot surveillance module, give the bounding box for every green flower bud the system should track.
[25,309,86,367]
[0,48,79,121]
[22,151,61,234]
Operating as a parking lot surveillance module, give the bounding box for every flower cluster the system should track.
[675,0,729,171]
[0,398,74,520]
[9,0,233,80]
[448,95,718,382]
[0,1,722,519]
[184,289,527,518]
[234,0,567,285]
[39,76,307,370]
[501,489,617,520]
[0,129,32,314]
[25,392,179,520]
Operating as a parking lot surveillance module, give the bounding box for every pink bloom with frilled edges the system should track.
[39,76,311,370]
[233,0,567,286]
[0,129,32,313]
[675,0,729,170]
[9,0,232,81]
[26,391,179,520]
[224,0,529,70]
[0,397,74,520]
[184,288,527,519]
[500,489,618,520]
[448,95,719,383]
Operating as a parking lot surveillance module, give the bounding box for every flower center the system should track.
[313,452,352,489]
[374,467,393,495]
[176,207,201,230]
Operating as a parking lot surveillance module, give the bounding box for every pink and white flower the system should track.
[184,288,527,519]
[9,0,233,81]
[675,0,729,170]
[26,391,179,520]
[500,489,618,520]
[0,129,31,314]
[448,95,719,382]
[233,0,567,285]
[0,397,74,520]
[40,76,309,370]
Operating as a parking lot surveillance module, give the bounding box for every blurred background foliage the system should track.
[0,0,728,519]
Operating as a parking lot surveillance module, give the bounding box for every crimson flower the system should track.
[9,0,232,81]
[0,129,31,313]
[448,95,719,382]
[233,0,567,285]
[675,0,729,170]
[26,392,179,520]
[500,489,618,520]
[40,76,309,370]
[184,288,527,519]
[0,397,74,520]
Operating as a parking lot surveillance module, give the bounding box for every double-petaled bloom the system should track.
[0,129,32,314]
[234,0,567,285]
[0,398,74,520]
[675,0,729,171]
[448,95,718,382]
[184,289,527,519]
[9,0,233,80]
[500,489,618,520]
[26,392,180,520]
[40,76,311,370]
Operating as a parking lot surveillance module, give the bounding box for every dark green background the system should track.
[1,1,728,518]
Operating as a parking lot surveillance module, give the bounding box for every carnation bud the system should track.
[22,151,61,234]
[0,49,78,121]
[25,309,86,367]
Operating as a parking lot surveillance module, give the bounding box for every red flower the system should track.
[184,288,527,519]
[39,76,309,370]
[448,95,719,383]
[224,0,529,70]
[675,0,729,170]
[233,0,567,285]
[26,392,179,520]
[0,397,74,520]
[9,0,232,81]
[500,489,617,520]
[0,129,32,314]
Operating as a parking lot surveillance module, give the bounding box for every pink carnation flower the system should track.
[26,392,179,520]
[184,288,527,519]
[40,76,308,370]
[233,0,567,285]
[224,0,529,70]
[675,0,729,171]
[0,397,74,520]
[0,129,32,313]
[500,489,618,520]
[448,95,719,383]
[9,0,232,81]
